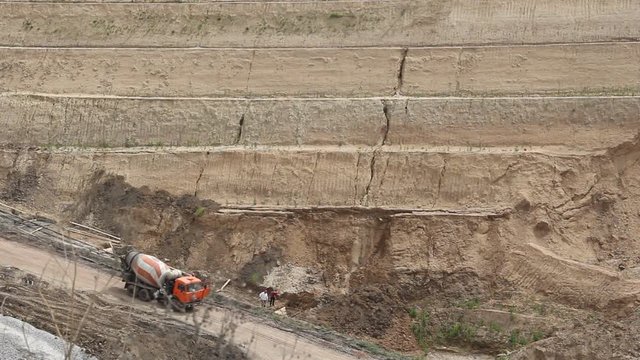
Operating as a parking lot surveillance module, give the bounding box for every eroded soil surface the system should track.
[1,1,640,359]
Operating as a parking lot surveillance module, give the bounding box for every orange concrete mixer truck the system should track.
[121,250,211,311]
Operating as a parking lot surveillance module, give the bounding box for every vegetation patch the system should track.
[456,297,481,309]
[437,322,478,344]
[410,308,430,353]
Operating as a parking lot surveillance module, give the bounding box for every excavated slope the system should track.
[1,0,640,357]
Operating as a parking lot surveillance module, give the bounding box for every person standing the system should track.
[259,289,268,307]
[269,289,278,307]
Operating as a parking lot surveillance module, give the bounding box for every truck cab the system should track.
[172,276,211,307]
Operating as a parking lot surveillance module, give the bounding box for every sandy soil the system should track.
[1,1,638,47]
[0,47,402,97]
[1,0,639,358]
[1,44,639,97]
[1,94,638,150]
[0,237,117,291]
[0,137,636,212]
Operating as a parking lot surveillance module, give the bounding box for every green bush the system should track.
[410,309,430,353]
[457,298,480,309]
[194,207,206,217]
[508,330,529,347]
[438,322,477,343]
[328,12,355,19]
[531,330,545,342]
[489,321,503,333]
[354,340,384,353]
[248,272,262,286]
[408,307,419,319]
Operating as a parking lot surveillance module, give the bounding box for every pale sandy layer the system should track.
[0,146,620,210]
[2,44,639,97]
[0,48,402,97]
[403,43,640,96]
[1,94,637,149]
[1,0,639,47]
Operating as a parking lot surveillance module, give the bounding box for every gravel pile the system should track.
[0,315,95,360]
[263,263,323,294]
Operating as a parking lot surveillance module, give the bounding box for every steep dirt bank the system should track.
[0,133,634,356]
[1,0,639,357]
[0,132,637,210]
[2,134,639,281]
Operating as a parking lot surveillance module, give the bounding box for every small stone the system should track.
[476,222,490,234]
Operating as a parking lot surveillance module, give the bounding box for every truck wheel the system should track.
[137,288,152,302]
[185,305,194,312]
[125,284,135,296]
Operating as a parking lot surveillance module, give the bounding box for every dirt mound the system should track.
[69,171,219,267]
[0,265,49,289]
[1,165,39,202]
[316,285,402,339]
[282,291,318,311]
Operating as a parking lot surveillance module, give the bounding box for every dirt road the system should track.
[0,237,117,291]
[0,236,358,360]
